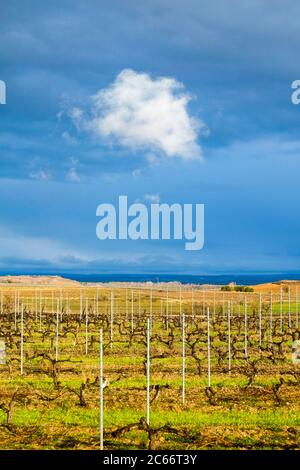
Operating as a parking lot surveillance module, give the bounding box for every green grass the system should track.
[1,406,298,431]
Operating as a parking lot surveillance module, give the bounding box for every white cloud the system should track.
[62,131,78,145]
[66,167,80,182]
[70,69,207,161]
[29,170,51,181]
[132,168,141,177]
[146,152,160,167]
[69,107,84,131]
[143,193,160,203]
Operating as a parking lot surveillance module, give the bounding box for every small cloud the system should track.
[69,69,208,161]
[29,170,51,181]
[69,107,84,131]
[132,168,141,177]
[62,131,78,145]
[69,156,79,165]
[143,193,160,203]
[146,153,160,167]
[66,167,80,182]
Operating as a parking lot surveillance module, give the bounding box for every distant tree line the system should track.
[220,285,254,292]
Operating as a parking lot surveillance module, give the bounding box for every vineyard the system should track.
[0,283,299,450]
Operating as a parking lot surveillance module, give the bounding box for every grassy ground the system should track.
[0,284,299,450]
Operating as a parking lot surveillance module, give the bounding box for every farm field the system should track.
[0,278,299,450]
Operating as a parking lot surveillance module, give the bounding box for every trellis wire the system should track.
[146,318,150,426]
[270,291,273,342]
[6,285,300,394]
[56,298,59,361]
[244,296,248,358]
[179,286,182,325]
[259,293,262,347]
[35,289,38,322]
[280,287,283,333]
[96,288,99,317]
[39,290,42,331]
[181,310,185,405]
[60,289,63,322]
[138,290,141,323]
[80,288,83,320]
[166,288,169,332]
[150,286,153,333]
[131,290,134,334]
[14,291,17,331]
[228,301,231,373]
[110,289,114,348]
[222,293,225,317]
[51,290,54,319]
[288,287,291,328]
[20,303,24,375]
[191,288,194,325]
[99,328,104,451]
[207,307,211,387]
[85,297,89,355]
[296,287,299,329]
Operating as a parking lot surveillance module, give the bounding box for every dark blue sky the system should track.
[1,0,300,274]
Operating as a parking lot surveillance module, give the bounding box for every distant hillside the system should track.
[0,275,80,286]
